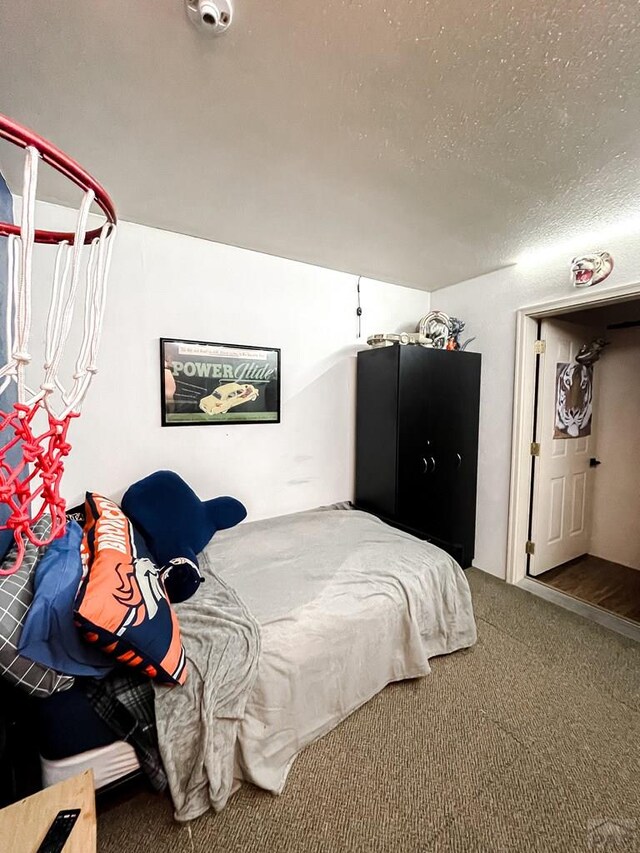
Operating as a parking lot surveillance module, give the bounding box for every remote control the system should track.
[36,809,80,853]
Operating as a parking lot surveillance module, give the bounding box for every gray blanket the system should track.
[153,568,260,821]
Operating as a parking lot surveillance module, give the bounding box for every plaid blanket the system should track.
[83,671,167,791]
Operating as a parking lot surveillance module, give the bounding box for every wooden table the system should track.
[0,770,96,852]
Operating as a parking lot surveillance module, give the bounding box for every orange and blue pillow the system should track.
[74,493,187,686]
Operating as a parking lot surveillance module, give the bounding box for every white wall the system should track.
[590,326,640,570]
[29,202,429,519]
[435,232,640,578]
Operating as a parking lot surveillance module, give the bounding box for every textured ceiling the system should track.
[1,1,640,291]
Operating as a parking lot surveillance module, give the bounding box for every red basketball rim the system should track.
[0,114,117,245]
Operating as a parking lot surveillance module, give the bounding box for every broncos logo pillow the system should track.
[74,493,187,686]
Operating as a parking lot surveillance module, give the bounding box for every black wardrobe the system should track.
[355,344,481,568]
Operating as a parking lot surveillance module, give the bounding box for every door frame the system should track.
[506,281,640,584]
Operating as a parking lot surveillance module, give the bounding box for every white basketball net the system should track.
[0,144,116,573]
[0,147,116,417]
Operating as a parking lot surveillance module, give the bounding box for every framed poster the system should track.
[161,338,280,426]
[553,361,593,439]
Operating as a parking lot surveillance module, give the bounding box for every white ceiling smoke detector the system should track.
[185,0,233,36]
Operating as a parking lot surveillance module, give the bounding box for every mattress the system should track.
[207,507,477,795]
[41,741,140,790]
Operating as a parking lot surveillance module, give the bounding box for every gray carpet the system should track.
[98,569,640,853]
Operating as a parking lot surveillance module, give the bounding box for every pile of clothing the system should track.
[0,471,246,791]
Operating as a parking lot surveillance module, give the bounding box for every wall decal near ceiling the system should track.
[570,251,613,288]
[161,338,280,426]
[554,362,593,439]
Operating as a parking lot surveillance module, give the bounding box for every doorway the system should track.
[506,282,640,638]
[527,305,640,624]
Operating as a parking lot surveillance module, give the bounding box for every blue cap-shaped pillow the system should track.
[121,471,246,602]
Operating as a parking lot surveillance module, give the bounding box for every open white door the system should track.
[529,319,599,576]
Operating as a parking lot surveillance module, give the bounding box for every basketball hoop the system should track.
[0,114,117,574]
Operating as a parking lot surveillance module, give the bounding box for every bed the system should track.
[154,506,477,820]
[31,506,476,819]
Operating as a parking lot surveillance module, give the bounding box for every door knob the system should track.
[589,458,602,467]
[422,456,436,474]
[455,452,462,469]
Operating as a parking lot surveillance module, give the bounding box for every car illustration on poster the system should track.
[160,338,280,426]
[199,382,259,415]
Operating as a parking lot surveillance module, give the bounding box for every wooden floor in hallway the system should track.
[535,554,640,624]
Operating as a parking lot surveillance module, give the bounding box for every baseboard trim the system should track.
[517,577,640,642]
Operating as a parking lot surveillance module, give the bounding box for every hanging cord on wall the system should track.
[356,276,363,338]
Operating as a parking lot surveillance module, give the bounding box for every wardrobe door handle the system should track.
[422,456,436,474]
[456,452,462,469]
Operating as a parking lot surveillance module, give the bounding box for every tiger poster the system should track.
[161,338,281,426]
[553,362,593,439]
